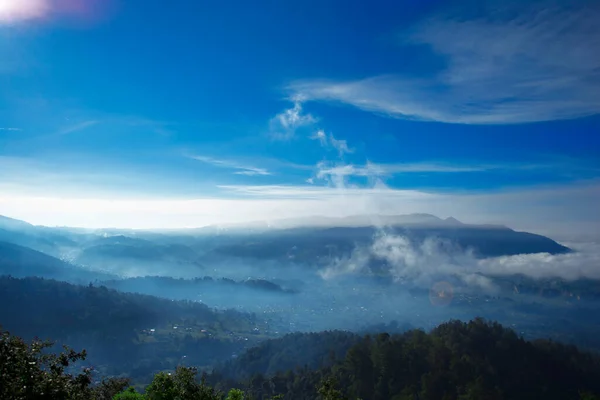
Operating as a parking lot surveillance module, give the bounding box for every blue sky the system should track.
[0,0,599,235]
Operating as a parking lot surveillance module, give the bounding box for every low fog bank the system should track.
[3,210,600,348]
[94,234,600,338]
[320,233,600,291]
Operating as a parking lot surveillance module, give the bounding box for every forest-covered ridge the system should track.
[3,318,600,399]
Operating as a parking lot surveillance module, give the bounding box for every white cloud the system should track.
[187,155,271,176]
[310,129,327,146]
[0,0,49,24]
[320,231,600,291]
[57,120,99,135]
[480,241,600,281]
[319,234,488,291]
[310,129,353,156]
[316,162,485,180]
[234,168,271,176]
[312,160,575,181]
[0,127,21,131]
[291,1,600,124]
[269,100,316,139]
[218,184,433,200]
[329,133,353,156]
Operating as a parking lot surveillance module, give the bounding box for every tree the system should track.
[145,367,222,400]
[0,327,93,400]
[94,377,132,400]
[317,376,347,400]
[113,387,146,400]
[225,388,245,400]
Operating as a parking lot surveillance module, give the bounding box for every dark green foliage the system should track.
[94,377,132,400]
[4,318,600,400]
[225,388,245,400]
[217,331,360,380]
[113,387,146,399]
[227,318,600,400]
[144,367,225,400]
[0,327,92,399]
[317,377,347,400]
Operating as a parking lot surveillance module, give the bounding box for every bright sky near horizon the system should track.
[0,0,599,236]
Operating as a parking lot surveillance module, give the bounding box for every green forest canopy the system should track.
[3,318,600,399]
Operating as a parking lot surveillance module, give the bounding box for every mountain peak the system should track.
[444,217,463,225]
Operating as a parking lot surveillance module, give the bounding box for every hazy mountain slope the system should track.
[0,276,263,381]
[0,215,34,231]
[0,224,77,257]
[73,242,205,278]
[98,276,296,308]
[0,275,237,339]
[0,241,113,282]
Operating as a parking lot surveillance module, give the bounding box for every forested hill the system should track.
[0,276,240,339]
[211,318,600,400]
[3,318,600,400]
[0,276,263,383]
[216,331,361,381]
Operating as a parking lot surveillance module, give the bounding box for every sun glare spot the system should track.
[0,0,49,23]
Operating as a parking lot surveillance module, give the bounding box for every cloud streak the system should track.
[187,155,271,176]
[316,161,488,181]
[290,1,600,124]
[269,99,316,139]
[312,159,596,181]
[310,129,353,156]
[57,120,99,135]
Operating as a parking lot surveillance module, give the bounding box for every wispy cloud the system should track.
[187,155,271,176]
[0,127,22,131]
[218,184,433,200]
[57,120,99,136]
[313,160,573,181]
[291,1,600,124]
[269,99,317,139]
[310,129,327,146]
[329,134,352,156]
[320,234,600,289]
[310,129,353,156]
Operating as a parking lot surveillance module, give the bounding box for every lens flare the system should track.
[429,281,454,306]
[0,0,114,25]
[0,0,49,23]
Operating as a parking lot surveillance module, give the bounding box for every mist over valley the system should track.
[2,212,600,387]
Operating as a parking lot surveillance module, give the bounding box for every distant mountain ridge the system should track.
[0,213,571,265]
[0,241,115,282]
[204,223,571,261]
[0,212,533,233]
